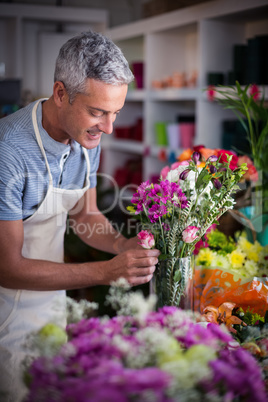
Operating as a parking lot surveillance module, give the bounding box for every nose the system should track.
[98,114,115,135]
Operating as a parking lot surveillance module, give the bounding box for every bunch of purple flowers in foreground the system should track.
[128,151,247,258]
[25,284,266,402]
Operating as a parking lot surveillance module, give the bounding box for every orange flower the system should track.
[199,147,216,161]
[178,148,193,161]
[202,302,247,334]
[237,155,253,166]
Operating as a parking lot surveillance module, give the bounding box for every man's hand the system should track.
[103,248,160,286]
[113,235,142,253]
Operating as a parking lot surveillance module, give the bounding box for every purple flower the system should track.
[25,300,267,402]
[208,155,218,162]
[207,323,233,344]
[209,164,217,174]
[130,179,188,223]
[192,151,201,164]
[210,348,267,402]
[162,223,170,231]
[213,178,222,189]
[179,169,191,180]
[148,204,168,223]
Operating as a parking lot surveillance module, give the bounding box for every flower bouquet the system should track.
[24,282,267,402]
[128,151,247,308]
[176,146,261,240]
[176,145,258,182]
[194,229,268,316]
[201,301,268,392]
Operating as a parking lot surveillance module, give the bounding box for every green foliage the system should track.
[233,307,267,344]
[215,82,268,173]
[236,307,264,326]
[206,229,236,255]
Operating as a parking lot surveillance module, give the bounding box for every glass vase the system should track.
[150,255,194,310]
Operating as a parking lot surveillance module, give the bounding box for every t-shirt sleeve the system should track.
[0,142,25,220]
[88,145,101,189]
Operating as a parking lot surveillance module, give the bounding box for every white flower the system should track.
[166,167,182,182]
[244,259,259,277]
[211,254,231,270]
[66,296,98,324]
[128,292,157,320]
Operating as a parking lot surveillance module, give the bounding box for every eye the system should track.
[90,111,103,118]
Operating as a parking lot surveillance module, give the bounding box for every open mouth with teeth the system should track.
[87,131,102,137]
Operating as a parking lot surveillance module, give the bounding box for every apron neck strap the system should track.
[32,99,53,185]
[32,99,91,188]
[82,147,91,186]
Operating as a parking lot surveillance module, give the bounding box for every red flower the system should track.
[193,145,205,153]
[207,85,215,101]
[249,84,260,100]
[216,150,238,170]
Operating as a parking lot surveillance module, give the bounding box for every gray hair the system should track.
[54,30,134,103]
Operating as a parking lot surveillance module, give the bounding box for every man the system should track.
[0,30,159,401]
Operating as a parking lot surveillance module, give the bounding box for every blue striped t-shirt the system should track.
[0,100,100,221]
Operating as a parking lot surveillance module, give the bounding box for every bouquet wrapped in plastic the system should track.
[194,230,268,316]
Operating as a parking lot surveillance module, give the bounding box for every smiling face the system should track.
[50,78,128,149]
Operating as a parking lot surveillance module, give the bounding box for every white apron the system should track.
[0,99,90,402]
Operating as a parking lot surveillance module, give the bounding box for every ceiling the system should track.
[0,0,147,27]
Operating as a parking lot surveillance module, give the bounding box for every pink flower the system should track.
[160,161,189,180]
[237,155,258,182]
[182,226,200,243]
[171,160,189,169]
[193,223,216,254]
[160,166,170,180]
[137,230,155,249]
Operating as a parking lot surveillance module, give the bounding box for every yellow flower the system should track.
[195,248,215,266]
[228,249,246,269]
[237,237,252,254]
[259,245,268,265]
[253,241,263,253]
[247,249,259,263]
[246,241,262,262]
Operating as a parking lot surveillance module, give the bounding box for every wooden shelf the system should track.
[102,139,145,155]
[149,88,201,101]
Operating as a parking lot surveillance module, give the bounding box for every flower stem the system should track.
[242,98,256,163]
[180,242,186,258]
[159,217,166,254]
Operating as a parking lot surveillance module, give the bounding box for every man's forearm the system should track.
[69,212,129,255]
[0,257,109,291]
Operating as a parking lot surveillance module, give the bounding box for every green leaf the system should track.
[158,254,170,261]
[126,206,136,213]
[195,168,208,188]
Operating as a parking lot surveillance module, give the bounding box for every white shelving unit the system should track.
[0,3,108,97]
[102,0,268,183]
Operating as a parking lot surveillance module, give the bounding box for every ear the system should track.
[53,81,67,107]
